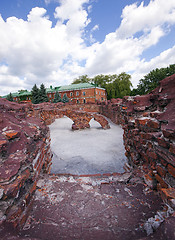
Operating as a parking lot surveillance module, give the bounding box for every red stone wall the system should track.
[99,74,175,207]
[0,100,108,228]
[0,99,52,228]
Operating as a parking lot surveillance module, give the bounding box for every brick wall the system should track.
[99,74,175,208]
[0,99,52,228]
[47,87,107,104]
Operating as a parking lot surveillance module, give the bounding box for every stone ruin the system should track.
[0,100,110,228]
[0,73,174,238]
[100,73,175,205]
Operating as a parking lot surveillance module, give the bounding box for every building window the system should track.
[70,92,73,97]
[83,91,85,96]
[102,97,103,101]
[96,91,98,95]
[49,94,52,98]
[83,98,86,104]
[76,91,79,96]
[77,99,79,104]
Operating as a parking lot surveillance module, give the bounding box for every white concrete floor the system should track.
[49,116,127,175]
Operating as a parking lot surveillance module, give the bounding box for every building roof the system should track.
[52,83,97,92]
[2,90,31,98]
[2,83,105,98]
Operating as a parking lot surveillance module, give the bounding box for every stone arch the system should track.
[39,109,110,130]
[93,114,110,130]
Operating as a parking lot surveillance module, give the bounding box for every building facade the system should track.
[47,83,107,104]
[4,83,107,104]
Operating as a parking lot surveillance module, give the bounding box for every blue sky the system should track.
[0,0,175,95]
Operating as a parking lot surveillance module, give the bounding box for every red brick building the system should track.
[47,83,107,104]
[4,83,107,104]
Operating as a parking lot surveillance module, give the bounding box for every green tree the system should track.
[131,64,175,95]
[53,91,62,103]
[72,75,91,84]
[31,84,40,104]
[6,92,14,102]
[62,93,69,103]
[71,72,132,100]
[39,83,48,103]
[91,74,112,88]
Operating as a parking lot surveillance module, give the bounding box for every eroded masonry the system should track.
[0,74,175,239]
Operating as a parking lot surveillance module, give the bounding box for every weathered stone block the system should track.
[146,149,157,160]
[3,130,21,140]
[157,137,170,148]
[147,119,160,129]
[154,174,168,188]
[4,169,30,198]
[162,129,175,140]
[168,164,175,178]
[169,143,175,155]
[156,165,167,178]
[161,188,175,199]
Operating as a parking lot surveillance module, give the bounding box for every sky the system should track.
[0,0,175,96]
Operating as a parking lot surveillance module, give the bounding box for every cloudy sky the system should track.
[0,0,175,96]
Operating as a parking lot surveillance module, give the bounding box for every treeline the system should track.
[31,84,49,104]
[31,84,69,104]
[72,72,132,99]
[131,64,175,96]
[72,64,175,98]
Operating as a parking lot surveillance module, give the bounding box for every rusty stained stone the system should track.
[3,130,21,140]
[0,140,8,152]
[169,143,175,155]
[155,145,175,167]
[156,165,167,178]
[147,119,160,129]
[146,149,157,160]
[135,118,149,127]
[157,137,170,148]
[3,169,30,198]
[167,164,175,178]
[154,174,168,189]
[0,160,21,183]
[162,129,175,140]
[161,188,175,199]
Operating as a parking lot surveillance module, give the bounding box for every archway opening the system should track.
[89,118,102,129]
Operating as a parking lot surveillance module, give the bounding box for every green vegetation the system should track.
[72,72,132,99]
[39,83,49,103]
[53,91,62,103]
[6,92,14,102]
[72,75,90,84]
[31,83,48,104]
[131,64,175,96]
[62,93,69,103]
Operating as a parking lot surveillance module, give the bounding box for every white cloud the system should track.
[117,0,175,38]
[85,0,175,83]
[0,0,175,96]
